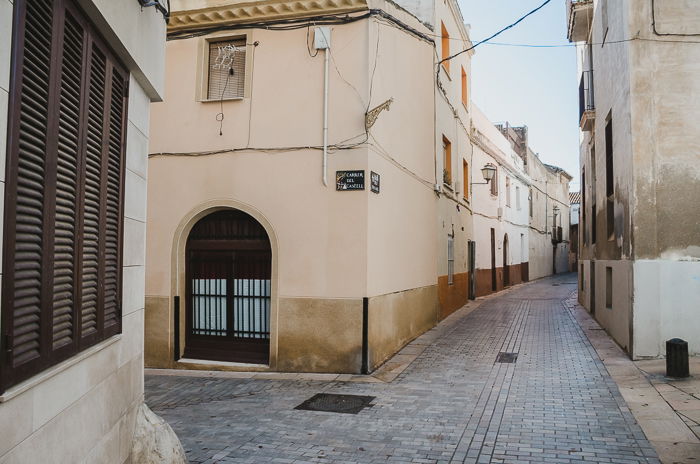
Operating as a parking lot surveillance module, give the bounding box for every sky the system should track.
[458,0,581,191]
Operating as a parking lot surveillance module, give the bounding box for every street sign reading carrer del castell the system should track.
[336,170,365,190]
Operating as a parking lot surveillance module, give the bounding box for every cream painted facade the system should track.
[146,0,471,374]
[0,0,166,463]
[433,0,475,318]
[568,0,700,358]
[470,107,530,297]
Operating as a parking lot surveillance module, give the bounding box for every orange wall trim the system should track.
[475,262,529,297]
[437,272,468,320]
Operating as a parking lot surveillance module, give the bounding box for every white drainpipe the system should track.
[322,46,329,187]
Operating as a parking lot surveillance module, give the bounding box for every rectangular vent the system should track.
[496,352,518,363]
[295,393,375,414]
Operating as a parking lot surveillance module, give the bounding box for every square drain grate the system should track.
[496,352,518,363]
[295,393,375,414]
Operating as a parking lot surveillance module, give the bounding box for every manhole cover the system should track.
[295,393,375,414]
[496,352,518,363]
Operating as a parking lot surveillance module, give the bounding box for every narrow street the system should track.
[145,274,659,464]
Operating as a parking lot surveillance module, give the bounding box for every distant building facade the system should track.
[497,123,572,280]
[471,109,530,296]
[567,0,700,357]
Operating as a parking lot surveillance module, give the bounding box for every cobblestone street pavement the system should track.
[145,274,660,464]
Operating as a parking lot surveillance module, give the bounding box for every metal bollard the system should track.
[666,338,689,378]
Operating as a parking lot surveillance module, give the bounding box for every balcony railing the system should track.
[578,70,595,131]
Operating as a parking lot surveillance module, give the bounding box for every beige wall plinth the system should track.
[276,297,363,373]
[368,285,438,370]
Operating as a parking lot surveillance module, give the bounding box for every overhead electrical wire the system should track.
[438,0,553,67]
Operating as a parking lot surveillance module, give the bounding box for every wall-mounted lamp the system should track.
[472,163,497,185]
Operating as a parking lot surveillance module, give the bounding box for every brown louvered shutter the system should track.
[80,44,106,343]
[102,67,126,335]
[207,38,246,100]
[6,0,54,377]
[52,10,83,353]
[1,0,128,393]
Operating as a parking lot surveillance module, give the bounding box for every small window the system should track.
[442,136,452,185]
[516,186,521,210]
[462,159,469,200]
[592,201,597,244]
[447,236,455,285]
[505,176,511,206]
[605,114,614,240]
[529,187,533,217]
[461,67,468,106]
[441,22,450,74]
[207,37,246,100]
[490,167,498,196]
[605,267,613,309]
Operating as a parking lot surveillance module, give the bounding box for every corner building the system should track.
[145,0,476,374]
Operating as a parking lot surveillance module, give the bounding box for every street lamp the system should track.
[472,163,497,185]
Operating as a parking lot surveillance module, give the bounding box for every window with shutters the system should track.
[462,159,469,200]
[505,176,511,206]
[441,22,450,74]
[447,236,454,285]
[490,167,498,196]
[1,0,128,393]
[206,37,247,100]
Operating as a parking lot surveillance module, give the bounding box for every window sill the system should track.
[199,96,244,103]
[443,183,453,191]
[0,335,121,403]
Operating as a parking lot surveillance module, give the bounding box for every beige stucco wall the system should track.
[573,0,700,358]
[0,1,164,462]
[368,285,438,369]
[627,0,700,357]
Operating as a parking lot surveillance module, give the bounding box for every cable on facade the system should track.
[167,9,434,44]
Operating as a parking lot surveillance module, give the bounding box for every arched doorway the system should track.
[503,234,510,287]
[184,209,271,364]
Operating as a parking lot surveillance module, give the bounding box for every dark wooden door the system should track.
[503,234,510,287]
[490,229,496,291]
[184,210,271,364]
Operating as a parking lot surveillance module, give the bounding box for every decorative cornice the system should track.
[169,0,369,32]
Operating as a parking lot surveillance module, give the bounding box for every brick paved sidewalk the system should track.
[145,274,660,464]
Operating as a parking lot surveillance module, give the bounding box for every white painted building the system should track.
[526,151,572,280]
[470,106,530,296]
[568,0,700,358]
